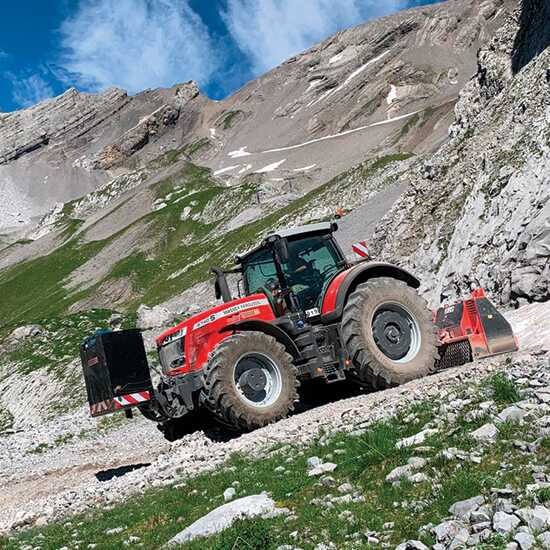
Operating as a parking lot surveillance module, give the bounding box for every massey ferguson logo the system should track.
[193,299,269,330]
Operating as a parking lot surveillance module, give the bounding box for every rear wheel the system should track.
[202,331,299,431]
[342,277,438,389]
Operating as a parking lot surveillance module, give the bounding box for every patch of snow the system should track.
[238,164,253,174]
[213,165,240,176]
[293,164,317,172]
[307,79,323,91]
[228,147,251,159]
[329,52,344,64]
[255,159,287,174]
[263,110,419,154]
[311,50,389,106]
[387,84,398,105]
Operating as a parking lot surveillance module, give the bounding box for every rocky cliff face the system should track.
[371,0,550,307]
[0,82,206,230]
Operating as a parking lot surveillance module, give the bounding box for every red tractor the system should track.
[80,222,517,440]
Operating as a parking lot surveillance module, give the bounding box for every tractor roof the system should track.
[236,222,338,264]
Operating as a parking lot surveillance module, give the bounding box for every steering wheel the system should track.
[264,278,280,291]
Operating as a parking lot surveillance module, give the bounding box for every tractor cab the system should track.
[236,222,348,315]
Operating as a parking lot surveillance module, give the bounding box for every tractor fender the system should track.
[321,262,420,322]
[221,319,301,360]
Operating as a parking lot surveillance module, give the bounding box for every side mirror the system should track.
[274,237,290,263]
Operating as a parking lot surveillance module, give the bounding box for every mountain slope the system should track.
[0,0,515,325]
[0,0,510,237]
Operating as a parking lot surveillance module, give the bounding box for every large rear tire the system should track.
[342,277,438,389]
[202,331,299,431]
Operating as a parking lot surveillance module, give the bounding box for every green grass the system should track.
[0,154,414,331]
[184,138,211,158]
[2,309,135,376]
[3,374,545,550]
[0,240,105,329]
[219,110,243,130]
[489,372,521,404]
[397,113,420,140]
[536,487,550,504]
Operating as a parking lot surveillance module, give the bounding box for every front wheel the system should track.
[202,331,299,431]
[342,277,438,389]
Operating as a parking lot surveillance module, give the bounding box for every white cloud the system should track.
[9,74,55,108]
[59,0,218,94]
[223,0,402,75]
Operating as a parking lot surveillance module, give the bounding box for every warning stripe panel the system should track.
[113,391,151,409]
[352,241,370,258]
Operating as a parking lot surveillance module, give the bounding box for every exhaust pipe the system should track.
[212,267,232,303]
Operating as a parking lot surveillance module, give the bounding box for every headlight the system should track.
[158,334,186,372]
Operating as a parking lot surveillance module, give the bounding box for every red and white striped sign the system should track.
[352,241,370,259]
[113,391,152,408]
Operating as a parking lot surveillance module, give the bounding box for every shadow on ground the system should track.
[95,463,151,482]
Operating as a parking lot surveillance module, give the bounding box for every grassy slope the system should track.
[0,154,411,333]
[3,372,547,550]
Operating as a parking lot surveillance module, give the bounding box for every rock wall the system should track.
[371,2,550,307]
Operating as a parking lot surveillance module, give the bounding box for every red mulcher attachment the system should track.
[434,289,519,370]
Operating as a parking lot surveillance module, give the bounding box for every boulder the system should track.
[308,462,337,477]
[497,406,528,423]
[7,324,44,342]
[223,487,236,502]
[396,428,438,448]
[538,532,550,549]
[433,520,468,543]
[385,457,426,483]
[449,495,485,519]
[516,506,550,531]
[514,531,535,550]
[493,511,521,534]
[165,494,288,545]
[471,423,498,443]
[136,305,175,330]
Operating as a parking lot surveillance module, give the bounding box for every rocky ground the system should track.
[1,301,549,548]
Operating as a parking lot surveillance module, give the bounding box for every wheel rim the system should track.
[371,302,422,363]
[233,352,283,408]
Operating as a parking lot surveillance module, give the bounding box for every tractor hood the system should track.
[155,294,275,347]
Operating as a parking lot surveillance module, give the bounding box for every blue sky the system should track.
[0,0,442,112]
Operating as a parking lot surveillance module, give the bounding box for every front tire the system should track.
[202,331,299,431]
[342,277,438,389]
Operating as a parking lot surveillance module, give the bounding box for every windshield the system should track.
[243,234,343,311]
